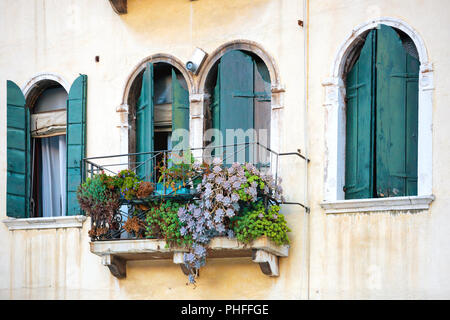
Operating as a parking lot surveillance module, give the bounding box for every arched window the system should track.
[203,49,271,164]
[6,75,87,218]
[128,62,190,179]
[321,18,434,213]
[344,24,419,199]
[30,84,68,217]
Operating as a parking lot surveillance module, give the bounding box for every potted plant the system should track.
[155,151,203,197]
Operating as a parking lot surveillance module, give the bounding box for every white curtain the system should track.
[40,135,66,217]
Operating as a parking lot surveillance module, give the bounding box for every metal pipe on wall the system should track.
[303,0,311,300]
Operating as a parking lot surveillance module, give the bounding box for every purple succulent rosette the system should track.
[177,158,284,284]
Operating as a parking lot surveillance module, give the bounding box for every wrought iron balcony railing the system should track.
[82,142,287,241]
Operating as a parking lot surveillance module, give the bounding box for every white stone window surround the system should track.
[119,54,196,107]
[22,72,71,97]
[117,54,196,157]
[3,215,87,231]
[196,40,285,159]
[320,17,434,214]
[3,73,87,229]
[117,41,284,162]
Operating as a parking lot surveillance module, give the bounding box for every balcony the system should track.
[81,143,303,282]
[90,236,289,279]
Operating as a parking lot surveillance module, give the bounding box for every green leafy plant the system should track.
[145,200,193,248]
[233,201,291,246]
[77,172,121,211]
[76,172,121,239]
[235,164,283,203]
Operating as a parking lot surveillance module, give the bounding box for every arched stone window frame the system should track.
[3,72,86,230]
[321,17,434,213]
[195,40,284,160]
[22,72,71,105]
[117,54,195,155]
[117,42,283,162]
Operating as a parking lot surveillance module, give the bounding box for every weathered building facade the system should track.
[0,0,449,299]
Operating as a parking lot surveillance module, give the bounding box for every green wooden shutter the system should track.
[218,50,254,163]
[171,68,189,149]
[253,59,272,167]
[210,67,221,158]
[375,24,419,197]
[7,80,30,218]
[405,54,420,196]
[212,68,221,131]
[253,59,271,136]
[344,30,376,200]
[66,74,87,216]
[136,62,154,180]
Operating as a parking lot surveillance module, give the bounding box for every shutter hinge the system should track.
[232,91,271,101]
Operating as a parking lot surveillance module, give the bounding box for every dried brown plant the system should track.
[136,181,154,199]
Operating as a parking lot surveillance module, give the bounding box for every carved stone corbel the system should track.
[173,252,198,277]
[102,254,126,278]
[252,249,279,277]
[173,252,189,275]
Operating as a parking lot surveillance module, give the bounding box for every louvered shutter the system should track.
[212,68,221,131]
[136,63,154,180]
[253,59,272,167]
[375,24,419,197]
[253,59,271,143]
[66,75,87,216]
[171,68,189,149]
[210,68,222,158]
[405,54,420,196]
[7,81,30,218]
[218,50,254,163]
[344,30,376,199]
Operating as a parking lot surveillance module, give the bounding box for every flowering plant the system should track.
[117,169,142,200]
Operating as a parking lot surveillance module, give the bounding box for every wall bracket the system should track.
[91,237,289,279]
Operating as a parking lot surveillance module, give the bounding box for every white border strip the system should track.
[320,195,435,214]
[323,17,434,202]
[3,215,87,230]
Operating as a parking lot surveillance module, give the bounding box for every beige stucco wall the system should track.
[307,0,450,299]
[0,0,308,299]
[1,0,450,300]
